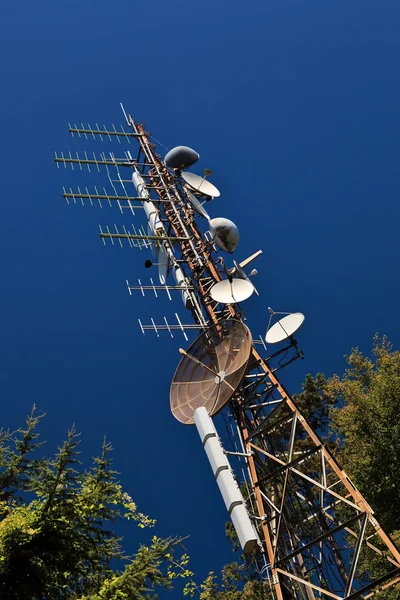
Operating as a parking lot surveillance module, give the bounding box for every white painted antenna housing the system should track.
[194,407,258,554]
[132,172,191,308]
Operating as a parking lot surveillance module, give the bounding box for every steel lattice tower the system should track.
[56,108,400,600]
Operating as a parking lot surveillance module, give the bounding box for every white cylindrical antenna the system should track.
[194,407,258,554]
[132,172,163,234]
[132,171,192,308]
[171,265,190,309]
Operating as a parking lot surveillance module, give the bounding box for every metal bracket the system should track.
[224,450,252,458]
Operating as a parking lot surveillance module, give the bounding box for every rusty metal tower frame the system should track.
[56,107,400,600]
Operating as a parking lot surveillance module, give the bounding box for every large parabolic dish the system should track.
[170,319,252,425]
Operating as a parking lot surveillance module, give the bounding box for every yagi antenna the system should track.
[138,313,204,341]
[126,279,195,302]
[63,186,144,211]
[68,123,137,143]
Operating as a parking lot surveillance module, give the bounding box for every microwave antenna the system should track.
[55,109,400,599]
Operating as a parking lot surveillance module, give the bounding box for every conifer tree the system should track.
[0,408,192,600]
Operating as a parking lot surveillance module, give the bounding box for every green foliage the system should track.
[198,563,273,600]
[78,536,193,600]
[326,335,400,534]
[0,408,192,600]
[202,336,400,599]
[293,373,337,442]
[194,521,274,600]
[323,335,400,599]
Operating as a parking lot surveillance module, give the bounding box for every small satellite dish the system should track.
[233,260,259,296]
[185,188,210,219]
[181,171,220,198]
[165,146,199,170]
[209,218,239,253]
[170,319,252,424]
[210,278,254,304]
[265,313,305,344]
[157,245,168,285]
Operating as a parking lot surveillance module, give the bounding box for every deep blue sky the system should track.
[1,0,400,590]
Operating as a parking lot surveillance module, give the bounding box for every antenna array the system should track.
[55,105,400,600]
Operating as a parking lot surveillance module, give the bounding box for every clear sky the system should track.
[1,0,400,591]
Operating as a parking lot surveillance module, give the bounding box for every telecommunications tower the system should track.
[55,106,400,599]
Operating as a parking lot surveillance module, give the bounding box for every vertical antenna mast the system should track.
[55,107,400,600]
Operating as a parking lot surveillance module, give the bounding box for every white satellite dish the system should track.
[265,313,305,344]
[185,188,210,219]
[182,171,220,198]
[233,260,259,296]
[157,245,168,284]
[210,278,254,304]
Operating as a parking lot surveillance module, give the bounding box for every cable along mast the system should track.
[56,110,400,600]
